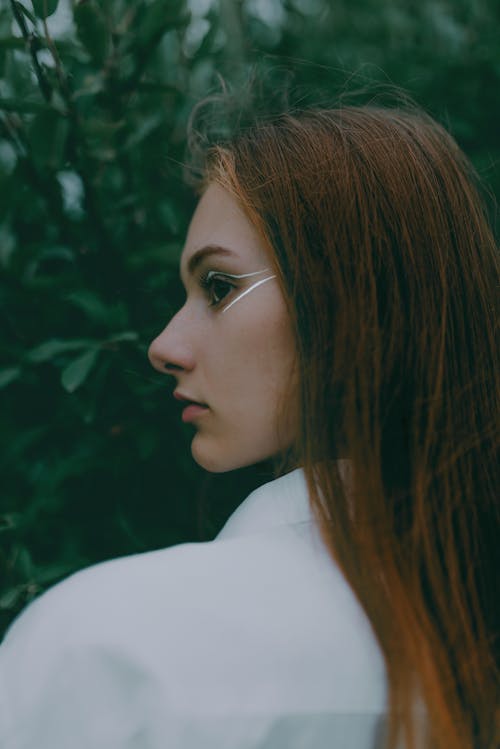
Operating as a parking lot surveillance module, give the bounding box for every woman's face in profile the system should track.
[148,182,298,473]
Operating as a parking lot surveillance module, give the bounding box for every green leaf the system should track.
[61,348,99,392]
[26,338,98,363]
[27,109,69,170]
[74,1,110,65]
[0,427,47,470]
[0,223,16,266]
[0,366,21,388]
[0,585,25,611]
[31,0,59,20]
[63,289,109,322]
[4,46,37,98]
[73,72,105,99]
[136,0,191,50]
[123,113,163,150]
[34,561,78,585]
[16,546,34,578]
[107,331,139,344]
[0,513,20,533]
[0,97,47,113]
[24,245,75,282]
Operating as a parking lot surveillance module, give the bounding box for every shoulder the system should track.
[0,535,252,681]
[2,466,315,656]
[1,524,329,678]
[0,473,387,747]
[1,541,201,643]
[0,539,243,747]
[2,522,385,702]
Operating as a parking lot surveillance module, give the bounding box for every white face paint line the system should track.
[222,275,277,313]
[205,268,271,281]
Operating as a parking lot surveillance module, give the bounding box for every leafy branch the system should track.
[8,0,118,265]
[9,0,52,102]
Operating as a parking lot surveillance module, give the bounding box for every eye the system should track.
[199,271,236,308]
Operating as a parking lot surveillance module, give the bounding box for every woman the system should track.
[1,104,498,749]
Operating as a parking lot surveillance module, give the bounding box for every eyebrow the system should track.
[182,244,238,282]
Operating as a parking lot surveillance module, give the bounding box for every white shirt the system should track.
[0,466,389,748]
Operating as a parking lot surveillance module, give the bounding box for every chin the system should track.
[191,436,233,473]
[190,435,272,474]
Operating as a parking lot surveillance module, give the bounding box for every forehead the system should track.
[180,183,270,280]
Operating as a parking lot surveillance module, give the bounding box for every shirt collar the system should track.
[215,467,311,541]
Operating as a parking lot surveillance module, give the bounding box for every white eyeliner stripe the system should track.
[221,275,277,313]
[206,269,270,280]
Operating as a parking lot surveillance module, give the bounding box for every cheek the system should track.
[215,300,296,411]
[252,298,296,375]
[192,304,298,471]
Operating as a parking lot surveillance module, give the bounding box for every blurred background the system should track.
[1,0,499,638]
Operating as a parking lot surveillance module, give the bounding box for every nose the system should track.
[147,310,196,376]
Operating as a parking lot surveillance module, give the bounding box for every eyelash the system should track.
[198,270,236,308]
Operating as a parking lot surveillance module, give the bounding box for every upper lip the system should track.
[173,391,207,406]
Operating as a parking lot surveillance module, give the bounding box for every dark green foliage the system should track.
[1,0,498,639]
[31,0,59,21]
[74,2,110,65]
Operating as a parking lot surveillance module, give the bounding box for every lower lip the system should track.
[182,404,210,423]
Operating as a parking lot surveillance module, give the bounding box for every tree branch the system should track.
[9,0,52,103]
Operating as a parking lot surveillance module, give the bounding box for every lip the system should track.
[181,403,210,423]
[173,391,210,423]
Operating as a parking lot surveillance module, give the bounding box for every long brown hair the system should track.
[192,105,499,748]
